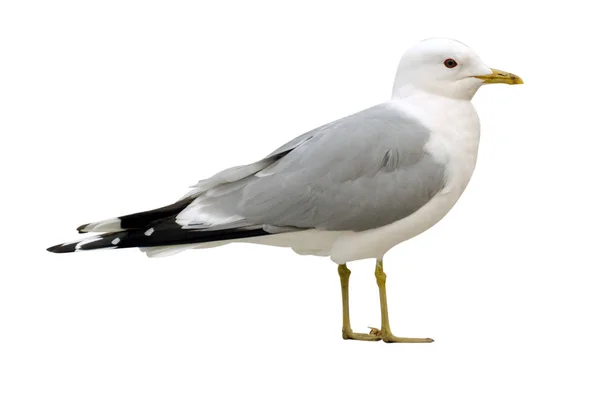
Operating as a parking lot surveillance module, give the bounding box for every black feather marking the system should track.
[118,197,196,229]
[47,225,271,254]
[47,242,78,253]
[75,197,196,233]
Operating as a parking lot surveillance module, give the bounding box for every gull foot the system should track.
[369,327,433,343]
[342,327,382,341]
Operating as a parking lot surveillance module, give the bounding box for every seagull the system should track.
[47,38,522,343]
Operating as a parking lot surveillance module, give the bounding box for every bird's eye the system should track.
[444,58,458,68]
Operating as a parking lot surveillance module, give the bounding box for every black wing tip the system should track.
[47,243,76,253]
[47,226,273,254]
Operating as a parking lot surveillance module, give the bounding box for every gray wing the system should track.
[177,103,446,232]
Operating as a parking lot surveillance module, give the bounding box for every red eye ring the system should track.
[444,58,458,68]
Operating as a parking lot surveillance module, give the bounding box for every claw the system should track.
[368,327,382,337]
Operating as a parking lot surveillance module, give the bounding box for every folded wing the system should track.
[48,103,446,253]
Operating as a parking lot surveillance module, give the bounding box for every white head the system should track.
[392,38,522,100]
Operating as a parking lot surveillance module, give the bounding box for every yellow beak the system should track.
[475,68,523,85]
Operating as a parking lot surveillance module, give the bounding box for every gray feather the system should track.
[177,103,446,232]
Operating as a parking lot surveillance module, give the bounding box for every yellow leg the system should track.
[369,259,434,343]
[338,264,381,341]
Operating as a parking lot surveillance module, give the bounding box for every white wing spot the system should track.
[145,228,154,236]
[111,238,120,245]
[75,236,103,251]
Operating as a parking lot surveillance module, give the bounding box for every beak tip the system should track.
[476,69,524,85]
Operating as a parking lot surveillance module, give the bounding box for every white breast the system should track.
[329,94,481,263]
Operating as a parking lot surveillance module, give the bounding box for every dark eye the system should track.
[444,58,458,68]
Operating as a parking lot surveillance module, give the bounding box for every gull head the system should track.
[392,38,523,100]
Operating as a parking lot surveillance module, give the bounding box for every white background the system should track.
[1,1,599,417]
